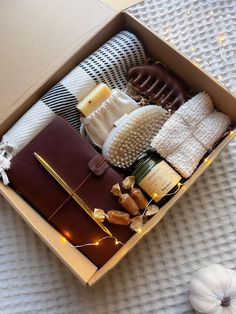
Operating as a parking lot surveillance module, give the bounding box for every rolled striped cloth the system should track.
[0,31,146,184]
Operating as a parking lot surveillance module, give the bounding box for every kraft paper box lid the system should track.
[0,0,142,129]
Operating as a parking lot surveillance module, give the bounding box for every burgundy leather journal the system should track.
[7,117,133,267]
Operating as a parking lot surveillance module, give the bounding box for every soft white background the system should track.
[0,1,236,313]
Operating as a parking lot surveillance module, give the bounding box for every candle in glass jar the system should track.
[131,151,182,203]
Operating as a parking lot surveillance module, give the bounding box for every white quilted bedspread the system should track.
[0,1,235,313]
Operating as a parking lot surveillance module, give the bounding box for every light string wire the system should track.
[142,182,183,218]
[62,182,184,249]
[74,236,124,249]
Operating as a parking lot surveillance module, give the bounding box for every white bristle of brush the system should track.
[102,106,169,168]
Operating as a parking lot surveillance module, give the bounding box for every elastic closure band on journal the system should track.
[48,157,107,222]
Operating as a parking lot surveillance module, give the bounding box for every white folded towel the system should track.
[176,92,214,127]
[151,92,231,178]
[192,111,231,150]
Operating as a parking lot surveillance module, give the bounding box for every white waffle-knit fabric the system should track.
[151,92,231,178]
[0,1,236,314]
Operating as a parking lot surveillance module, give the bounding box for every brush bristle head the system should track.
[103,106,169,168]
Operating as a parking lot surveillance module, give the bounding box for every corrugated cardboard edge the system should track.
[101,0,142,11]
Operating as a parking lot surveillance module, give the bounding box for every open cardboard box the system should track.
[0,0,235,285]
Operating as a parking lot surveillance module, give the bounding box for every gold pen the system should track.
[34,152,113,238]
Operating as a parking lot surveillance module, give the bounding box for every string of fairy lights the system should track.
[185,8,235,94]
[62,182,184,249]
[188,10,232,94]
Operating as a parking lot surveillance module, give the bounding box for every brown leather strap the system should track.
[88,154,110,176]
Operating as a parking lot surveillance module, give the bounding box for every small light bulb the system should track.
[115,239,119,245]
[61,236,67,244]
[204,158,212,166]
[95,241,99,246]
[153,193,159,201]
[208,10,214,17]
[63,230,71,240]
[217,33,225,45]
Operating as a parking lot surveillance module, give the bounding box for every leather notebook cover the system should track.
[7,117,133,267]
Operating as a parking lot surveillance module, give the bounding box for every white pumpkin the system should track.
[189,264,236,314]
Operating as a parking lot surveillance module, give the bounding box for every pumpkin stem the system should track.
[221,296,231,307]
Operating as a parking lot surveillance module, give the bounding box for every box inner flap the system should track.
[0,0,116,121]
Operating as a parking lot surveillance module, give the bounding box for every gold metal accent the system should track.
[34,152,113,237]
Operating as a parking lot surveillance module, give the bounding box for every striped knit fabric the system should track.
[0,30,146,184]
[42,31,146,132]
